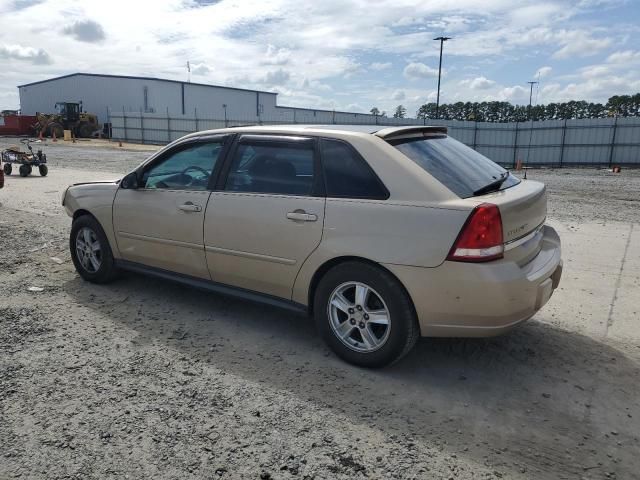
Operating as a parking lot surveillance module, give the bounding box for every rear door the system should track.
[204,135,325,299]
[113,137,227,279]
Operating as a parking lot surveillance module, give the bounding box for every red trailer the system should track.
[0,114,37,136]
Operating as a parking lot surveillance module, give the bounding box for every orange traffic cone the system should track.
[52,130,57,142]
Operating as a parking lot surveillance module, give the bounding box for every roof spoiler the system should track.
[374,126,448,140]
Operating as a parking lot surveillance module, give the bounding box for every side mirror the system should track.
[120,172,139,189]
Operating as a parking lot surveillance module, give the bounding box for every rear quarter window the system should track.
[389,135,520,198]
[320,138,389,199]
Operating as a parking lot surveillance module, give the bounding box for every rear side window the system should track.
[320,139,388,199]
[225,141,315,196]
[389,136,520,198]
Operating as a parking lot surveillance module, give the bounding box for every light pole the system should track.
[222,103,228,127]
[434,36,451,119]
[527,81,538,120]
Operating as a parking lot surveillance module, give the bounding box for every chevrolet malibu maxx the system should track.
[63,125,562,367]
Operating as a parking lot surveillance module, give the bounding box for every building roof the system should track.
[17,72,277,95]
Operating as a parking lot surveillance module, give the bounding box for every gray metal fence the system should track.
[109,111,640,167]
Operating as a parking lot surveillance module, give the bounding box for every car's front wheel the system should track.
[314,261,419,368]
[70,215,119,283]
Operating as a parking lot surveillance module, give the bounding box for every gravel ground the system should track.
[1,137,639,479]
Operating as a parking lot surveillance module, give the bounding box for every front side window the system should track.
[225,141,315,195]
[142,141,223,190]
[320,139,388,199]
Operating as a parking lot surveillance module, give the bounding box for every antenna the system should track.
[187,61,191,83]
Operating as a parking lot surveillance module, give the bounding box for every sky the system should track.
[0,0,639,117]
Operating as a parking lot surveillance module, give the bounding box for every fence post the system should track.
[106,107,111,142]
[166,107,171,143]
[473,121,478,150]
[122,106,128,142]
[559,119,567,167]
[140,108,144,144]
[512,122,519,168]
[608,116,618,168]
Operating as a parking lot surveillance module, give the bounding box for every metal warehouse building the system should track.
[17,72,388,127]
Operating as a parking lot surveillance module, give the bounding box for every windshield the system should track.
[389,135,520,198]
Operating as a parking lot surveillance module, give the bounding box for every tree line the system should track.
[371,94,640,122]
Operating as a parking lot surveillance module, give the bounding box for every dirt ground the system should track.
[1,137,639,480]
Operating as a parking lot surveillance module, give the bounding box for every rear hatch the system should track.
[384,128,546,264]
[478,180,547,264]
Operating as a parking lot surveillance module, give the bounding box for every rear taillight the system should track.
[447,203,504,262]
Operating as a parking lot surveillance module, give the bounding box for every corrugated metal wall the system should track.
[110,113,640,167]
[18,74,280,125]
[431,118,640,166]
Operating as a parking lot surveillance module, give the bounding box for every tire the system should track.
[19,165,30,177]
[70,215,119,284]
[78,123,94,138]
[3,163,11,175]
[38,164,48,176]
[49,123,64,139]
[314,261,420,368]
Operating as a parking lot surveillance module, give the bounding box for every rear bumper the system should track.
[384,225,562,337]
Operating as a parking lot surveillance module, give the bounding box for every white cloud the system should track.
[461,76,495,90]
[535,66,553,79]
[403,62,439,79]
[190,63,210,75]
[263,69,291,86]
[0,44,51,64]
[62,19,106,43]
[391,90,405,101]
[370,62,392,71]
[552,32,612,59]
[606,50,640,64]
[263,44,291,66]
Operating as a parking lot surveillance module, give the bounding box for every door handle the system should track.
[178,202,202,212]
[286,211,317,222]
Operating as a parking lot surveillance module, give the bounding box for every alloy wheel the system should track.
[327,281,391,353]
[75,227,102,273]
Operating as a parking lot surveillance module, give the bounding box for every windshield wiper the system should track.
[473,171,509,196]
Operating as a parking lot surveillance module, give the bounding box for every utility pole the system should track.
[527,81,539,120]
[434,36,451,119]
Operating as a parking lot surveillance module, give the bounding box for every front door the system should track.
[204,135,325,299]
[113,138,226,279]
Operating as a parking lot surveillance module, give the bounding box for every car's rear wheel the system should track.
[3,163,11,175]
[70,215,119,283]
[314,261,419,368]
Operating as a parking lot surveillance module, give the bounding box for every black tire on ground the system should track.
[38,164,48,176]
[19,164,30,177]
[49,123,64,139]
[70,214,119,284]
[78,123,94,138]
[3,163,11,175]
[313,261,420,368]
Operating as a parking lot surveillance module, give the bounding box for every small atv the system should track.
[1,138,48,177]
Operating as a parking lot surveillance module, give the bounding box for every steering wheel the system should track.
[181,165,209,177]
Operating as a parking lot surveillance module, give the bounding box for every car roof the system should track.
[184,124,448,141]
